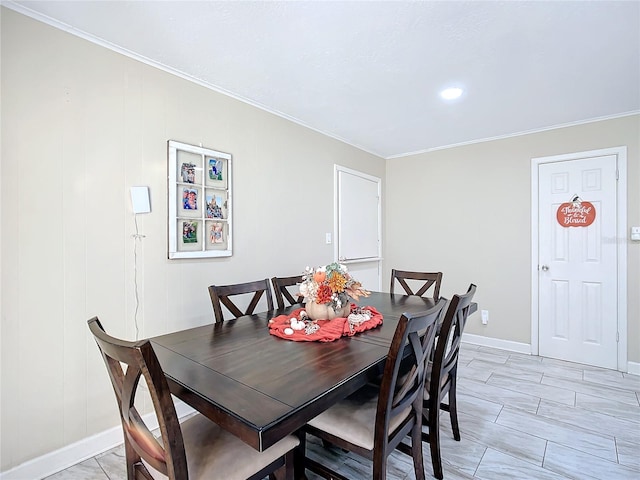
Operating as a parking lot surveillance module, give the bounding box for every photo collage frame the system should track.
[168,140,232,259]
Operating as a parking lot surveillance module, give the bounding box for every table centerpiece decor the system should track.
[299,263,370,320]
[268,305,383,342]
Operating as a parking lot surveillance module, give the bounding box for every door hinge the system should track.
[616,331,619,342]
[616,169,619,180]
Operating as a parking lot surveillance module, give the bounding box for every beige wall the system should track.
[0,9,385,471]
[384,114,639,359]
[2,6,639,475]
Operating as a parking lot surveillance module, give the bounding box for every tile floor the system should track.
[45,343,640,480]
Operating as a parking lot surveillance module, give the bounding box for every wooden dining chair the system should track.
[303,298,447,480]
[88,317,298,480]
[418,283,477,480]
[271,275,304,309]
[390,269,443,300]
[208,278,274,322]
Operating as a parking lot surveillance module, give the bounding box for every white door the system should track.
[537,154,618,369]
[335,166,382,291]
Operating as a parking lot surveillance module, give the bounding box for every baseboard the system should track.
[463,334,640,374]
[462,333,532,355]
[0,401,195,480]
[628,361,640,376]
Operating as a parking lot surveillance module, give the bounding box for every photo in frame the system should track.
[181,162,197,184]
[168,140,232,259]
[177,220,202,252]
[206,220,228,250]
[205,190,227,219]
[178,186,201,218]
[177,150,203,184]
[206,156,226,186]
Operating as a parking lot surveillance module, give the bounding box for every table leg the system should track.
[294,429,308,480]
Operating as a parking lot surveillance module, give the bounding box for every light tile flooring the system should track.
[45,343,640,480]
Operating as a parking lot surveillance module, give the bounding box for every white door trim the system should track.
[531,147,627,371]
[334,165,382,291]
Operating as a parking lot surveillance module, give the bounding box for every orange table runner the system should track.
[268,305,383,342]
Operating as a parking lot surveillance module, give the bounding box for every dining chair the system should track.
[88,317,299,480]
[271,275,304,309]
[417,283,477,480]
[390,269,443,301]
[208,278,274,322]
[303,298,447,480]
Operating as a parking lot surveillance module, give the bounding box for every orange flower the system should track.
[316,284,333,304]
[313,270,326,283]
[328,272,347,292]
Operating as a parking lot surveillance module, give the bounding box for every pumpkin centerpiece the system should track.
[299,263,370,320]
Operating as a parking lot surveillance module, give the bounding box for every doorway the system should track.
[531,147,627,370]
[334,165,382,291]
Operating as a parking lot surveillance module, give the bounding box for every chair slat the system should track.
[208,279,274,322]
[271,275,305,309]
[390,269,443,301]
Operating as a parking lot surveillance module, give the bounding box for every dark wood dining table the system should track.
[151,292,475,457]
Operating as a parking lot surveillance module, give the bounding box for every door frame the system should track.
[334,165,382,291]
[530,147,627,371]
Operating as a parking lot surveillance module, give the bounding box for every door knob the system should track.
[540,265,549,271]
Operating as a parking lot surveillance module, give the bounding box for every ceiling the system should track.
[5,0,640,159]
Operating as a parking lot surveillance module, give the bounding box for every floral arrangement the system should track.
[299,262,370,310]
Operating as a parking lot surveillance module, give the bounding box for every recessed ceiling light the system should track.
[440,87,463,100]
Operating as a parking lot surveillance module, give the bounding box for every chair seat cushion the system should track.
[145,413,299,480]
[307,385,411,451]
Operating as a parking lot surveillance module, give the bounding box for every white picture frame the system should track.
[168,140,232,259]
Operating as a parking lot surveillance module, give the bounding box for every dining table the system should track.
[150,291,476,475]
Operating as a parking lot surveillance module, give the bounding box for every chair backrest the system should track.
[390,269,443,300]
[271,275,304,309]
[208,278,274,322]
[429,284,477,399]
[375,298,447,451]
[88,317,188,479]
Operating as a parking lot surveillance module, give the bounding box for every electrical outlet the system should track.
[325,233,332,244]
[481,310,489,325]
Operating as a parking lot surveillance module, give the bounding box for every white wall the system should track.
[0,8,385,473]
[384,115,639,359]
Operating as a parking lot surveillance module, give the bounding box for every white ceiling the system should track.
[6,0,640,159]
